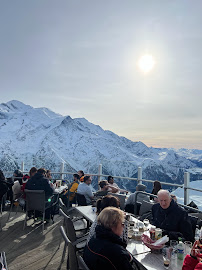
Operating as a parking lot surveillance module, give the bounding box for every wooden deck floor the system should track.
[0,209,67,270]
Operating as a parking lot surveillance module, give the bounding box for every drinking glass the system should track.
[170,240,178,259]
[143,219,149,227]
[184,241,192,255]
[162,247,171,269]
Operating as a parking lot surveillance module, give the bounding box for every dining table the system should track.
[75,205,185,270]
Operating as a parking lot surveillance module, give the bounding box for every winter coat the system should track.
[25,172,54,199]
[182,255,202,270]
[152,199,194,241]
[83,224,133,270]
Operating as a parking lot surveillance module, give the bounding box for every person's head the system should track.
[46,170,51,179]
[136,183,146,192]
[157,189,172,209]
[37,168,46,176]
[0,170,5,181]
[153,180,162,194]
[29,167,37,177]
[107,175,114,184]
[98,207,125,237]
[73,173,80,181]
[78,170,84,178]
[13,169,23,178]
[96,195,120,214]
[84,175,91,185]
[99,180,108,190]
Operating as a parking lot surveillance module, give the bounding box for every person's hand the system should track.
[191,240,202,261]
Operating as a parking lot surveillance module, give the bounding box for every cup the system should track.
[143,219,149,228]
[184,241,192,255]
[162,247,171,269]
[170,240,178,259]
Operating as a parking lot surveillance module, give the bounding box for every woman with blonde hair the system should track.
[84,207,135,270]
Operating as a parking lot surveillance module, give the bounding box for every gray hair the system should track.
[157,189,171,198]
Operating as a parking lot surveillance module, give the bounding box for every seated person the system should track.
[84,207,134,270]
[77,175,93,205]
[152,189,194,242]
[150,180,161,201]
[13,169,24,185]
[107,175,128,194]
[25,168,54,220]
[22,167,37,193]
[78,170,84,182]
[87,195,128,244]
[62,173,80,206]
[125,183,149,214]
[95,180,118,196]
[182,240,202,270]
[0,170,8,210]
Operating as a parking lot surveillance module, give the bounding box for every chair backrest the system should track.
[59,198,68,215]
[139,200,154,216]
[78,256,90,270]
[24,189,45,212]
[60,226,79,270]
[59,208,77,242]
[76,193,87,206]
[108,193,126,210]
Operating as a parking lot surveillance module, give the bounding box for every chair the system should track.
[139,200,154,219]
[0,252,8,270]
[76,194,87,206]
[23,189,53,233]
[7,193,25,221]
[58,209,88,269]
[78,256,90,270]
[60,226,89,270]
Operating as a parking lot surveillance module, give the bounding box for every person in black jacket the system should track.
[152,189,194,242]
[84,207,134,270]
[25,168,54,219]
[0,170,8,210]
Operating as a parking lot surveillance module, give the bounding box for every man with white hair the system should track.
[152,189,194,241]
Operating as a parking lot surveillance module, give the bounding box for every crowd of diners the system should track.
[0,168,202,269]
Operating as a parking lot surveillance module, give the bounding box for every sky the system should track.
[0,0,202,150]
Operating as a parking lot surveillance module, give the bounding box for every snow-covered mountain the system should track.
[0,100,201,191]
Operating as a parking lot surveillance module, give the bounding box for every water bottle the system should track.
[177,238,184,260]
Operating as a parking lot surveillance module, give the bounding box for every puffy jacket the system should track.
[152,200,194,242]
[84,225,133,270]
[182,255,202,270]
[25,172,54,199]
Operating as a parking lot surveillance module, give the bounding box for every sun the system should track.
[138,54,155,73]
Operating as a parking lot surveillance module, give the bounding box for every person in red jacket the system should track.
[182,240,202,270]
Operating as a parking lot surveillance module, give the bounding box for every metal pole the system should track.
[60,162,64,180]
[138,167,142,184]
[21,161,24,172]
[98,164,102,184]
[184,172,190,205]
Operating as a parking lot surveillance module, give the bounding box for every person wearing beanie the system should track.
[125,183,150,214]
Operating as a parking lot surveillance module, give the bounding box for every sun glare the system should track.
[138,54,155,73]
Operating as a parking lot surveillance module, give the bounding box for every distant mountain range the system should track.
[0,100,202,192]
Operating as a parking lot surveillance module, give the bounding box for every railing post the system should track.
[60,162,64,180]
[21,161,24,172]
[98,164,102,184]
[184,172,190,205]
[138,167,142,184]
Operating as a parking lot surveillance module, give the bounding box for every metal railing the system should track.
[3,162,202,206]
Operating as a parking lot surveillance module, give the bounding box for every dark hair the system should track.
[38,168,46,175]
[99,180,107,189]
[96,195,120,214]
[73,173,80,180]
[0,170,5,181]
[152,180,162,195]
[29,167,37,176]
[84,175,91,182]
[107,175,113,182]
[78,170,84,177]
[14,169,23,177]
